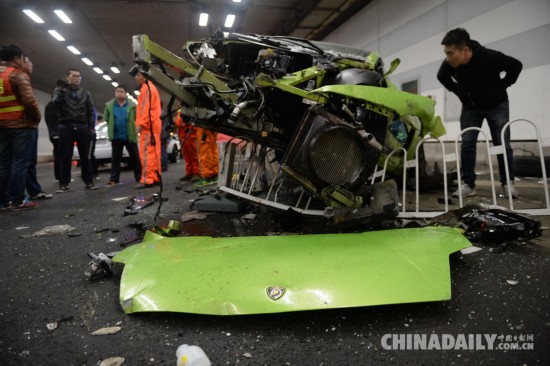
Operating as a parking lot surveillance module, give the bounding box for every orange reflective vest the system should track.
[0,66,25,120]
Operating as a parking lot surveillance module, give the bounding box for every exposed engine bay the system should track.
[131,32,446,224]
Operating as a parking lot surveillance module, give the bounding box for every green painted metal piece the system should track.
[311,84,445,138]
[133,35,238,103]
[113,226,470,315]
[254,72,328,104]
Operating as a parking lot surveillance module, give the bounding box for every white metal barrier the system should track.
[373,135,450,219]
[501,119,550,212]
[371,147,407,212]
[400,119,550,217]
[379,119,550,218]
[454,127,497,208]
[415,135,449,214]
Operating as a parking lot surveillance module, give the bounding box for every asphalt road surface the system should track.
[1,160,549,365]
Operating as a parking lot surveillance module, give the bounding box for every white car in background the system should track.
[73,122,181,165]
[166,134,181,163]
[73,122,127,165]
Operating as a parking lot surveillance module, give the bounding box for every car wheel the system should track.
[169,146,179,163]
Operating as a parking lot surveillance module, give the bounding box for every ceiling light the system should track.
[48,30,65,41]
[103,75,112,81]
[224,14,235,28]
[134,90,140,96]
[54,10,72,24]
[110,66,120,74]
[232,0,242,2]
[81,57,93,66]
[93,67,103,74]
[111,81,119,88]
[199,13,208,27]
[67,46,81,55]
[22,10,44,23]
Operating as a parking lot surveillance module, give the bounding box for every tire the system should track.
[513,155,550,177]
[169,146,179,163]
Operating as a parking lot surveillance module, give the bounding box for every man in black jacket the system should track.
[437,28,522,199]
[52,68,98,192]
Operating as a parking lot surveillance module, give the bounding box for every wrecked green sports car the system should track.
[131,32,445,224]
[113,33,467,316]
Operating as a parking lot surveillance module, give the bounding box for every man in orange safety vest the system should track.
[0,44,41,210]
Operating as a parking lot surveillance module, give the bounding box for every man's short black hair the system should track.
[115,85,128,92]
[441,28,472,49]
[0,44,24,62]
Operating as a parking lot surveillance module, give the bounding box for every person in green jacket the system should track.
[104,85,141,185]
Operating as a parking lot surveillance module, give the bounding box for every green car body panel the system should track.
[113,226,470,315]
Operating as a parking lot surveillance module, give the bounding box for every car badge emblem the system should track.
[266,286,285,301]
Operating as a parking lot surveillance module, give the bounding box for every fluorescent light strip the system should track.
[48,30,65,41]
[111,82,119,87]
[102,75,112,81]
[81,58,93,66]
[110,66,120,74]
[54,10,72,23]
[22,10,44,23]
[93,67,103,74]
[225,14,235,28]
[199,13,208,26]
[233,0,242,3]
[67,46,81,55]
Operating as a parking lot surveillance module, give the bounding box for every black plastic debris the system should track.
[459,208,542,243]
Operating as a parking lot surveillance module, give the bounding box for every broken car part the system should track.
[113,226,470,315]
[149,220,182,237]
[459,208,542,243]
[85,252,117,281]
[130,33,445,225]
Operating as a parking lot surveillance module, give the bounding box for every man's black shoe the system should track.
[56,185,69,193]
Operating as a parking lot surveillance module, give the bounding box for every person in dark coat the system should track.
[437,28,522,199]
[51,68,98,192]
